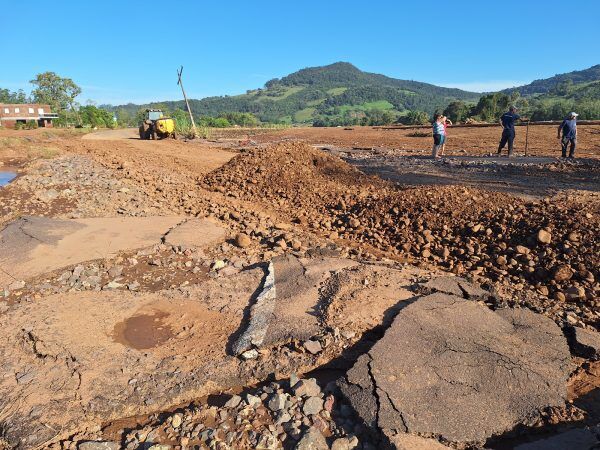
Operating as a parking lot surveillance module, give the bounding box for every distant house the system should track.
[0,104,59,128]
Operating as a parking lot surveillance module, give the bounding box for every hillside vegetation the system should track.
[106,62,480,126]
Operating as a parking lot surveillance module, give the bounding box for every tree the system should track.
[443,101,470,123]
[30,72,82,115]
[402,110,430,125]
[0,88,29,103]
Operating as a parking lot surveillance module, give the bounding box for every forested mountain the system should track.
[105,62,480,125]
[503,64,600,96]
[102,62,600,126]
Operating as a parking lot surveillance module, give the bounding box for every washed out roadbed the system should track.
[0,128,599,450]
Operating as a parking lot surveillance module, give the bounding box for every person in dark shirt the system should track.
[497,106,524,157]
[557,112,578,158]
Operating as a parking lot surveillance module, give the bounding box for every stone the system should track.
[171,413,182,428]
[235,233,252,248]
[241,349,259,360]
[246,394,262,407]
[225,394,242,408]
[268,393,287,412]
[293,378,321,398]
[212,260,227,270]
[303,339,322,355]
[78,442,120,450]
[536,229,552,244]
[338,292,570,444]
[516,245,530,255]
[331,437,356,450]
[553,264,573,282]
[564,285,585,301]
[294,427,328,450]
[302,397,323,416]
[8,280,25,291]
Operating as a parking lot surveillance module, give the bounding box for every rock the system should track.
[268,393,287,412]
[553,264,573,282]
[516,245,530,255]
[8,280,25,291]
[554,291,566,302]
[147,445,171,450]
[103,281,124,290]
[302,397,323,416]
[564,285,585,301]
[246,394,262,407]
[331,437,359,450]
[293,378,321,398]
[338,292,570,444]
[304,339,322,355]
[295,427,328,450]
[212,260,227,270]
[107,265,123,278]
[536,229,552,244]
[171,413,182,428]
[225,394,242,408]
[241,349,259,360]
[78,442,120,450]
[235,233,251,248]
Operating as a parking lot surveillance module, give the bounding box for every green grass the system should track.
[294,107,316,123]
[327,87,347,96]
[246,86,305,102]
[337,100,395,115]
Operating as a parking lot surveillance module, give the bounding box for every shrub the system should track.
[26,120,38,130]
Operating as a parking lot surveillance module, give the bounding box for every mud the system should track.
[112,311,174,350]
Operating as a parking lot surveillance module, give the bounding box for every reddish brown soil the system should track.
[244,125,600,159]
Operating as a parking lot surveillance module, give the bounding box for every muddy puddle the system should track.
[112,310,174,350]
[0,169,16,187]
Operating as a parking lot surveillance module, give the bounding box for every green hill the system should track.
[106,62,480,126]
[504,64,600,96]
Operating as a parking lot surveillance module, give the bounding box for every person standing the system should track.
[432,113,445,158]
[558,112,578,158]
[497,106,522,157]
[439,115,453,156]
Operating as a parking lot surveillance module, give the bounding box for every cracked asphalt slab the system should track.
[0,216,190,287]
[338,289,571,445]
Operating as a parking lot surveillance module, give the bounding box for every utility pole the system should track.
[177,66,198,138]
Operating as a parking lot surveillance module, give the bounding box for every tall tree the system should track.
[30,72,81,114]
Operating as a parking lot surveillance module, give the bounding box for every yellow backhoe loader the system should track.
[139,109,177,140]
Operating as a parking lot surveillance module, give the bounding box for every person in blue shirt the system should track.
[557,112,578,158]
[497,106,525,157]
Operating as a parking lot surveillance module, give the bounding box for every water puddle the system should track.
[113,310,174,350]
[0,169,16,187]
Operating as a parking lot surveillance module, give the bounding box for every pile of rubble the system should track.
[204,142,599,329]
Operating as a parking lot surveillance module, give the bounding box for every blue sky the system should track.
[2,0,598,105]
